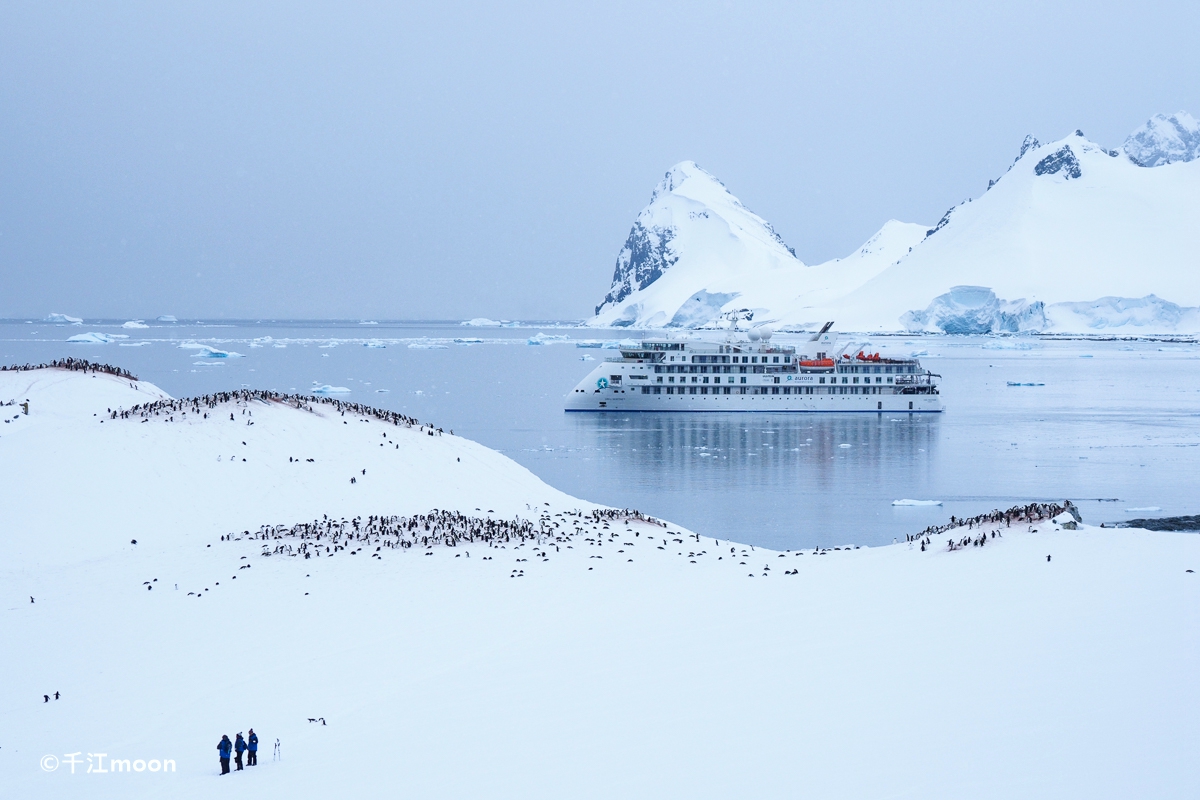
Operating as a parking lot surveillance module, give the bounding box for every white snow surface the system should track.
[590,115,1200,333]
[3,369,1199,799]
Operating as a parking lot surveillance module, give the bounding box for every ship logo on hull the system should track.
[596,377,609,389]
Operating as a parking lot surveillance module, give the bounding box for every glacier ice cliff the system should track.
[902,287,1047,334]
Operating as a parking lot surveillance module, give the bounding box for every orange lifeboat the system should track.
[799,358,835,367]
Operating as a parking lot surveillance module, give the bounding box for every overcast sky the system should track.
[2,1,1197,320]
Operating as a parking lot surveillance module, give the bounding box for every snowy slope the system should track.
[4,368,1200,799]
[818,129,1200,331]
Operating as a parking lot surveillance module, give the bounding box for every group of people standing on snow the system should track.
[216,729,258,774]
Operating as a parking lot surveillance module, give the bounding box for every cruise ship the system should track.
[565,325,942,413]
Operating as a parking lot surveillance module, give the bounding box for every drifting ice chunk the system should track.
[363,341,386,349]
[527,333,569,345]
[156,315,178,322]
[407,341,448,349]
[179,343,244,358]
[67,332,116,344]
[46,313,83,324]
[892,499,943,506]
[311,384,351,395]
[461,318,504,327]
[122,320,149,329]
[1126,506,1162,512]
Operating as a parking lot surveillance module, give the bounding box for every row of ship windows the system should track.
[640,386,893,395]
[653,365,914,376]
[654,375,894,385]
[677,355,788,364]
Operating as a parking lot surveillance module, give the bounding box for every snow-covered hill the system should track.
[589,114,1200,333]
[4,366,1199,799]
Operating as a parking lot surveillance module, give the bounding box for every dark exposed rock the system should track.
[1034,146,1082,179]
[596,222,678,314]
[1116,515,1200,532]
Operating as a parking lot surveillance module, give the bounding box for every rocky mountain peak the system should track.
[1123,111,1200,167]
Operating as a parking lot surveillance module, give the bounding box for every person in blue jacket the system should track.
[247,729,259,766]
[217,735,232,774]
[234,733,247,771]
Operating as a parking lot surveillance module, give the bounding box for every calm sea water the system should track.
[3,320,1198,549]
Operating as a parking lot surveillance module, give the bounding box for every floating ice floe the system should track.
[461,318,503,327]
[1126,506,1162,512]
[375,389,390,393]
[122,320,149,329]
[156,315,177,323]
[179,343,244,358]
[1006,381,1045,386]
[453,338,483,344]
[527,333,569,345]
[67,332,122,344]
[311,384,351,395]
[981,339,1033,350]
[838,443,852,448]
[576,342,603,348]
[47,313,83,325]
[359,321,378,325]
[580,355,595,361]
[363,341,386,349]
[119,341,151,347]
[407,341,448,349]
[892,499,944,507]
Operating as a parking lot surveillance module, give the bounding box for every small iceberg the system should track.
[67,332,115,344]
[981,339,1032,350]
[156,315,178,323]
[892,499,943,507]
[1126,506,1162,512]
[580,355,595,361]
[311,384,351,395]
[838,443,852,448]
[363,341,386,349]
[179,343,244,359]
[47,312,83,324]
[122,320,149,329]
[576,342,603,348]
[461,318,503,327]
[119,341,151,347]
[407,341,448,349]
[359,320,378,325]
[527,332,569,345]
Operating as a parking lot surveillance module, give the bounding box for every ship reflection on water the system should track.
[564,411,942,550]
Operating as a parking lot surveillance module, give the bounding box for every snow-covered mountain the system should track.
[589,113,1200,333]
[591,162,803,328]
[1123,111,1200,167]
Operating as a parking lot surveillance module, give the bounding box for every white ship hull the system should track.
[565,390,943,413]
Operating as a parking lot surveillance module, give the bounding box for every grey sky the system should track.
[2,1,1197,321]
